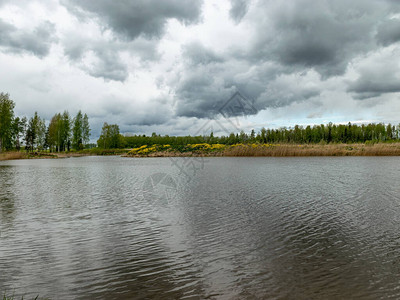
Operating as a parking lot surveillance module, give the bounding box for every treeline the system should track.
[3,92,400,152]
[0,93,90,152]
[117,123,400,149]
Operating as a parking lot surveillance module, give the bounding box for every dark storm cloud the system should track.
[376,18,400,46]
[248,0,400,77]
[172,60,320,119]
[2,0,400,133]
[172,35,322,119]
[170,0,400,121]
[0,19,56,57]
[62,0,203,40]
[348,77,400,100]
[60,0,202,81]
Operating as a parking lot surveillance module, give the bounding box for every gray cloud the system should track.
[62,0,203,40]
[347,47,400,99]
[229,0,251,23]
[348,78,400,100]
[247,0,400,77]
[376,18,400,46]
[172,42,320,119]
[182,42,224,66]
[0,19,56,57]
[61,0,185,81]
[2,0,400,134]
[63,38,128,81]
[164,0,400,122]
[63,37,160,82]
[85,49,128,82]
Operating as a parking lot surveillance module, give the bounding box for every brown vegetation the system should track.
[123,151,224,157]
[222,143,400,157]
[0,151,90,161]
[0,152,28,160]
[125,143,400,157]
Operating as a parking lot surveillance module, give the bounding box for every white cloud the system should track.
[0,0,399,138]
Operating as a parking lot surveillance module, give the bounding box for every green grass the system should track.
[2,292,43,300]
[78,148,129,155]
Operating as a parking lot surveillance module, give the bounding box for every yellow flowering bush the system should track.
[186,143,227,152]
[128,143,286,156]
[128,144,172,155]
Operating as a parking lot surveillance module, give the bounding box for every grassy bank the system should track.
[0,148,130,161]
[77,148,129,156]
[223,143,400,156]
[124,143,400,157]
[3,143,400,161]
[0,151,59,161]
[2,292,42,300]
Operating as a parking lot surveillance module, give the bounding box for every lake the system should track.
[1,156,400,299]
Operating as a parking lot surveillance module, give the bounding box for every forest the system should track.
[1,92,400,153]
[0,93,90,152]
[122,122,400,149]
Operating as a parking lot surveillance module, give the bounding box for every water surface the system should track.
[1,156,400,299]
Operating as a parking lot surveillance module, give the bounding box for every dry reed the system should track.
[223,143,400,157]
[0,152,27,161]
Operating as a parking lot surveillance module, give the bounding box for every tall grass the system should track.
[0,152,27,161]
[2,292,40,300]
[79,148,129,155]
[0,151,60,161]
[223,143,400,156]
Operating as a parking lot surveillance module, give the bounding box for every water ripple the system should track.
[1,157,400,299]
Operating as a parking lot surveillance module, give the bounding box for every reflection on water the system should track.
[1,156,400,299]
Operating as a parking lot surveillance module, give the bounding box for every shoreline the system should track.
[2,143,400,161]
[124,143,400,157]
[0,151,93,161]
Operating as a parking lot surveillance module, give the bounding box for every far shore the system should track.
[124,143,400,157]
[2,143,400,161]
[0,151,92,161]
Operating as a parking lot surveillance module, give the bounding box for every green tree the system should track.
[12,116,26,151]
[72,110,83,150]
[46,112,73,152]
[0,93,15,151]
[25,117,36,152]
[250,129,255,141]
[82,113,90,147]
[48,113,61,152]
[61,111,71,151]
[34,113,46,150]
[97,122,123,149]
[260,127,267,143]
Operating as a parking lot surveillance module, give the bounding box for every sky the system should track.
[1,0,400,138]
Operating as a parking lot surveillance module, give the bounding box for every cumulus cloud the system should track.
[170,41,321,119]
[1,0,400,136]
[246,0,400,77]
[61,0,203,40]
[83,49,128,82]
[59,0,201,81]
[0,19,56,57]
[376,18,400,46]
[347,47,400,99]
[182,42,224,66]
[229,0,251,23]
